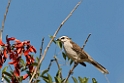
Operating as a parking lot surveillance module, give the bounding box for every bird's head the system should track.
[57,36,71,43]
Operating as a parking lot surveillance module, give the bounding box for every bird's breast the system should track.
[63,42,79,61]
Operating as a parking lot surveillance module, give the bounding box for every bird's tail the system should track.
[90,60,109,74]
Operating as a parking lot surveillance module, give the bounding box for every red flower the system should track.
[14,39,21,43]
[7,37,15,41]
[3,49,7,58]
[26,54,34,65]
[23,74,28,80]
[0,36,37,83]
[24,50,29,56]
[15,42,23,48]
[28,65,34,72]
[9,56,20,67]
[29,46,36,53]
[0,55,4,68]
[11,75,18,83]
[14,67,20,76]
[0,39,4,46]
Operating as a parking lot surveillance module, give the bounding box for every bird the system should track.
[57,36,109,74]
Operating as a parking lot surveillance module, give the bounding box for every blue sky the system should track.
[0,0,124,83]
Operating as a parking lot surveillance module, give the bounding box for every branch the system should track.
[82,33,91,49]
[54,56,63,79]
[64,33,91,83]
[0,0,11,40]
[29,0,82,82]
[39,37,45,59]
[34,38,45,83]
[64,62,78,83]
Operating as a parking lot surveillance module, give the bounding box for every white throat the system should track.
[63,41,78,62]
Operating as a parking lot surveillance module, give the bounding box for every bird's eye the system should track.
[61,37,65,39]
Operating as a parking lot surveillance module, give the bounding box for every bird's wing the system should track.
[70,41,88,59]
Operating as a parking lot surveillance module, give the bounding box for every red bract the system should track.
[7,37,15,41]
[0,55,4,68]
[11,76,18,83]
[23,40,30,44]
[3,49,7,58]
[23,74,28,80]
[17,48,22,54]
[15,42,23,48]
[9,56,20,67]
[28,65,34,72]
[26,54,34,65]
[9,52,17,60]
[14,67,20,76]
[24,50,29,56]
[14,39,21,43]
[29,46,36,53]
[0,39,4,46]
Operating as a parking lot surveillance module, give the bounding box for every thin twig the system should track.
[64,62,78,83]
[104,74,110,83]
[64,33,91,83]
[82,33,91,49]
[54,56,63,79]
[0,0,11,35]
[34,38,45,83]
[29,0,82,82]
[39,38,45,60]
[47,59,55,70]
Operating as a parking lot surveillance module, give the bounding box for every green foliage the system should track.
[41,69,49,77]
[78,77,89,83]
[72,76,78,83]
[3,76,10,83]
[2,71,12,77]
[2,66,8,73]
[92,78,97,83]
[62,52,66,60]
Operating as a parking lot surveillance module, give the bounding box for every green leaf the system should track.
[56,41,62,49]
[61,79,69,83]
[49,35,56,44]
[3,76,10,83]
[2,66,8,73]
[78,77,89,83]
[47,73,52,83]
[62,52,66,60]
[54,77,61,83]
[42,76,49,83]
[31,62,38,66]
[26,71,32,77]
[56,69,62,78]
[70,59,74,65]
[92,78,97,83]
[20,58,25,65]
[36,57,39,62]
[3,72,12,77]
[41,69,49,77]
[36,80,40,83]
[21,67,28,72]
[72,76,78,83]
[19,76,23,82]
